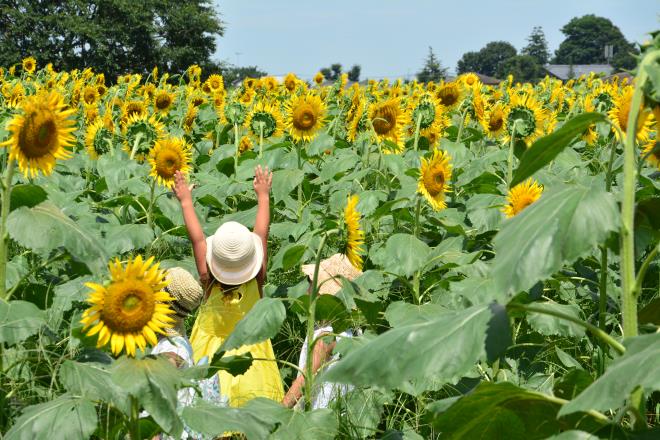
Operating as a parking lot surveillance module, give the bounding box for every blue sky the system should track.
[212,0,658,79]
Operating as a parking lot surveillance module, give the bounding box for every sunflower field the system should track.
[1,32,660,439]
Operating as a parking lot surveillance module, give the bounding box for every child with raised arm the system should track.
[173,166,284,407]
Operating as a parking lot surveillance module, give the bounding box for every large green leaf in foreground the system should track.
[5,394,97,440]
[220,297,286,352]
[322,305,491,389]
[7,202,108,273]
[492,183,619,298]
[559,332,660,416]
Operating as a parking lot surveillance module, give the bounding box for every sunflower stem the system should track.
[297,143,304,220]
[456,108,468,144]
[304,231,330,411]
[233,123,239,179]
[129,132,144,161]
[506,120,519,187]
[0,159,16,300]
[413,113,423,152]
[507,303,625,355]
[146,179,156,230]
[128,395,141,440]
[620,50,660,339]
[259,122,264,159]
[598,139,618,332]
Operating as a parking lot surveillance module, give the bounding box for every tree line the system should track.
[418,15,639,83]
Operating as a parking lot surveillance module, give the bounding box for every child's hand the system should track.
[253,165,272,198]
[173,170,194,204]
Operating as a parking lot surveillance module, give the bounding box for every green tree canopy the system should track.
[553,14,638,70]
[416,47,448,83]
[0,0,224,78]
[522,26,550,65]
[456,41,517,77]
[496,55,545,83]
[347,65,361,82]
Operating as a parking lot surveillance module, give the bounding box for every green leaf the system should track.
[270,408,338,440]
[554,369,593,400]
[102,224,155,254]
[7,202,108,273]
[465,193,505,234]
[322,305,491,389]
[526,302,586,338]
[429,382,568,439]
[111,356,186,436]
[307,132,335,156]
[272,169,304,203]
[555,347,584,370]
[381,233,431,278]
[208,353,254,377]
[9,184,48,211]
[5,394,97,440]
[338,389,387,438]
[492,183,619,298]
[0,300,46,346]
[545,431,600,440]
[292,294,351,333]
[639,297,660,325]
[59,360,130,414]
[559,332,660,416]
[282,244,307,270]
[384,301,447,327]
[182,400,276,440]
[511,113,606,186]
[49,276,94,328]
[220,297,286,352]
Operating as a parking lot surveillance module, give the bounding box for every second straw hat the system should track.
[206,221,263,285]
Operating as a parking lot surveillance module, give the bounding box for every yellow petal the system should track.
[125,333,136,357]
[142,325,158,346]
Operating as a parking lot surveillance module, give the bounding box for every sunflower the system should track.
[505,92,548,146]
[153,88,175,114]
[418,149,452,211]
[421,126,442,148]
[608,86,652,143]
[206,74,224,94]
[81,255,175,357]
[480,102,509,140]
[436,81,462,110]
[82,85,99,106]
[6,82,25,108]
[121,100,147,123]
[224,100,247,125]
[314,72,325,86]
[284,93,326,142]
[262,76,278,91]
[346,94,368,142]
[284,73,298,92]
[1,90,76,177]
[368,97,408,152]
[582,98,598,146]
[459,72,480,89]
[122,113,165,162]
[85,118,113,159]
[503,179,543,218]
[148,137,192,188]
[343,195,365,270]
[22,57,36,74]
[245,101,284,139]
[239,135,253,153]
[182,103,198,133]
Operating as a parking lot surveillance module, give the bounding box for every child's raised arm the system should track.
[173,170,208,283]
[253,165,272,286]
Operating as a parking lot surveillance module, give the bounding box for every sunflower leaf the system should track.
[5,393,98,440]
[322,304,491,389]
[220,297,286,352]
[492,182,618,298]
[59,360,130,414]
[0,300,46,346]
[511,112,606,187]
[380,233,430,278]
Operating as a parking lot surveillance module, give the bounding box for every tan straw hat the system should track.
[206,221,264,285]
[301,253,362,295]
[164,267,204,319]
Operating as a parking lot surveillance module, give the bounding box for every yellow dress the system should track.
[190,279,284,407]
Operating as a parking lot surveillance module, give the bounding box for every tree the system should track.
[553,15,638,70]
[456,41,517,77]
[496,55,545,83]
[522,27,550,65]
[319,63,343,81]
[220,64,267,86]
[347,65,361,82]
[417,47,448,83]
[0,0,224,78]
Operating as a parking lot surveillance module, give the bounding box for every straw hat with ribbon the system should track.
[164,267,204,336]
[206,221,264,286]
[301,253,362,295]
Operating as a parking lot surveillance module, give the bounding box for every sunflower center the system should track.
[101,281,156,333]
[293,104,317,130]
[18,110,58,159]
[489,112,504,132]
[155,94,172,110]
[423,168,445,196]
[438,86,459,107]
[156,150,182,178]
[372,107,397,135]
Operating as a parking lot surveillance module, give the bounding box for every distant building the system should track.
[544,64,614,81]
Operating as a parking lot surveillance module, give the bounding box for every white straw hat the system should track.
[164,267,203,318]
[301,253,362,295]
[206,221,264,285]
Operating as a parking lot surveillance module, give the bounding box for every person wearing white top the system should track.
[282,254,362,410]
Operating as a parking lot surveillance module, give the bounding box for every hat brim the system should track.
[206,233,264,285]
